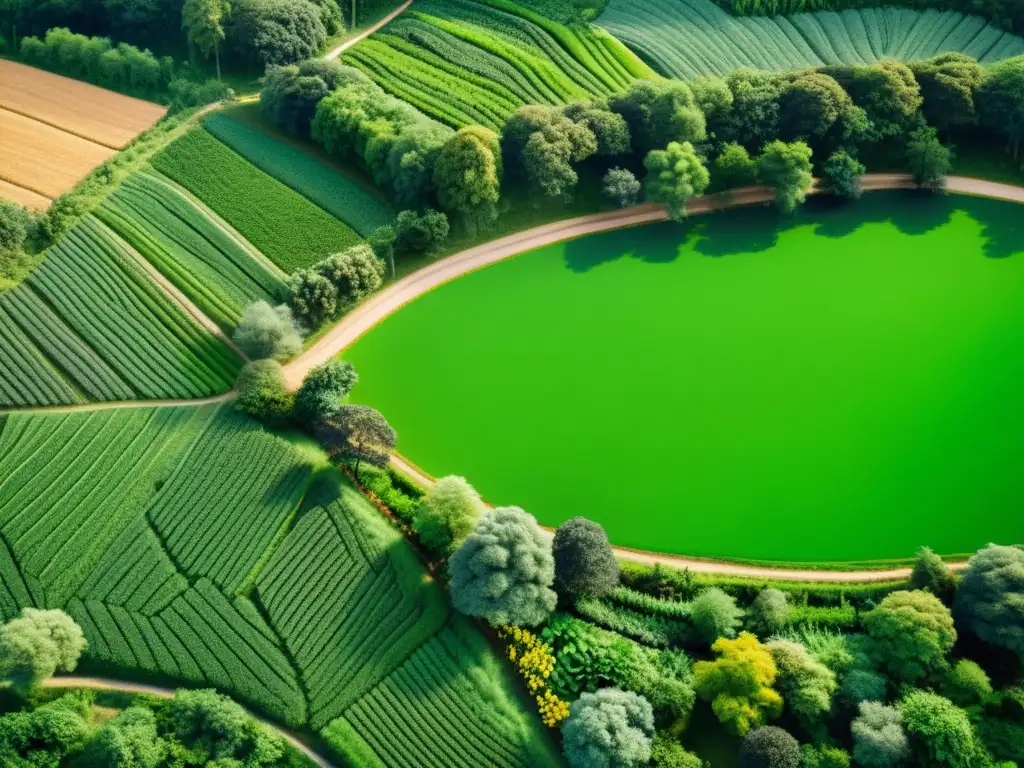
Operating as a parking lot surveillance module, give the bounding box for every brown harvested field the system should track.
[0,60,166,149]
[0,179,51,210]
[0,108,115,199]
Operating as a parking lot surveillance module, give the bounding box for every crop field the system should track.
[0,215,240,407]
[344,0,656,128]
[203,115,393,237]
[0,179,50,211]
[97,172,286,330]
[152,129,362,272]
[0,107,115,201]
[0,408,557,765]
[597,0,1024,78]
[0,60,166,149]
[344,192,1024,563]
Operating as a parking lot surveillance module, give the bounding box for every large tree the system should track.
[608,79,706,154]
[977,56,1024,160]
[562,100,631,156]
[413,476,485,556]
[739,726,800,768]
[315,404,395,476]
[954,544,1024,653]
[863,590,956,684]
[905,126,952,190]
[315,243,385,307]
[449,506,557,627]
[287,269,337,327]
[909,546,957,605]
[757,140,813,213]
[562,688,655,768]
[780,71,853,140]
[0,609,86,694]
[723,69,785,150]
[233,301,303,361]
[293,358,358,424]
[434,126,501,232]
[227,0,327,66]
[183,0,229,79]
[910,52,982,134]
[164,689,286,764]
[79,707,163,768]
[694,632,782,736]
[552,517,619,603]
[821,149,865,200]
[643,141,710,220]
[851,702,909,768]
[766,639,837,732]
[899,690,984,768]
[502,105,596,197]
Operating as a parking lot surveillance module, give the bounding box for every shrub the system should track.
[78,707,163,768]
[839,668,887,707]
[0,609,86,694]
[862,590,956,684]
[651,735,703,768]
[603,168,642,208]
[694,632,781,736]
[943,660,992,708]
[553,517,620,603]
[450,506,556,627]
[286,269,337,327]
[161,688,286,765]
[905,126,952,190]
[766,639,837,731]
[749,588,791,636]
[739,726,800,768]
[293,359,358,425]
[690,587,743,644]
[234,360,292,422]
[393,209,450,259]
[644,141,710,220]
[909,547,957,605]
[412,476,484,556]
[899,690,984,768]
[800,744,850,768]
[368,225,397,277]
[233,301,303,361]
[562,688,654,768]
[0,699,89,763]
[954,544,1024,653]
[851,702,909,768]
[757,140,813,213]
[712,143,757,191]
[315,243,385,307]
[434,126,501,231]
[821,150,865,200]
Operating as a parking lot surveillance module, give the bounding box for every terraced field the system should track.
[597,0,1024,78]
[0,406,559,766]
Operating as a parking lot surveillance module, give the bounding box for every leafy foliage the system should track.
[644,141,711,220]
[739,726,800,768]
[851,702,909,768]
[954,544,1024,653]
[553,517,620,603]
[821,150,865,200]
[0,609,86,693]
[235,360,293,422]
[315,404,397,473]
[690,587,744,644]
[899,690,985,768]
[603,168,642,208]
[233,302,303,361]
[394,209,451,258]
[757,140,814,213]
[765,639,836,731]
[413,475,485,556]
[863,590,956,684]
[909,547,958,605]
[748,588,791,637]
[562,688,655,768]
[294,359,359,424]
[694,632,782,736]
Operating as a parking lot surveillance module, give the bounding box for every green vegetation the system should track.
[0,216,240,407]
[344,192,1024,562]
[152,128,362,272]
[97,172,285,330]
[203,114,393,236]
[597,0,1024,79]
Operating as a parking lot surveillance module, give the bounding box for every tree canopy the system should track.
[766,639,836,731]
[757,140,813,213]
[863,590,956,684]
[413,475,485,556]
[739,725,800,768]
[643,141,710,221]
[851,702,909,768]
[552,517,620,603]
[899,690,985,768]
[0,609,86,694]
[954,544,1024,653]
[690,587,744,644]
[293,359,358,424]
[233,301,303,361]
[562,688,655,768]
[693,632,782,736]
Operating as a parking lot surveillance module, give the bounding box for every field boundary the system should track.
[42,677,337,768]
[323,0,415,60]
[0,104,121,150]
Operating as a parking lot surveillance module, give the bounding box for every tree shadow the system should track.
[964,195,1024,260]
[809,190,957,240]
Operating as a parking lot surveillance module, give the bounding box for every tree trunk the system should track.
[354,456,361,480]
[353,0,358,29]
[388,252,395,279]
[215,44,221,81]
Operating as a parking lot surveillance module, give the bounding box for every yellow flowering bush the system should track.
[498,625,569,727]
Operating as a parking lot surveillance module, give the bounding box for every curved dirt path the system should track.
[43,677,338,768]
[323,0,414,60]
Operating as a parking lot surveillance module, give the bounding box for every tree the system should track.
[287,269,337,327]
[315,404,395,476]
[954,544,1024,653]
[800,744,850,768]
[838,668,887,708]
[234,359,292,422]
[643,141,710,221]
[0,200,33,280]
[821,150,865,200]
[260,62,334,136]
[78,707,163,768]
[851,702,909,768]
[449,506,557,627]
[226,0,327,66]
[562,688,655,768]
[552,517,620,603]
[693,632,782,736]
[910,53,982,134]
[368,224,397,277]
[603,168,642,208]
[766,639,836,731]
[943,659,992,708]
[182,0,228,79]
[502,105,596,197]
[977,56,1024,160]
[899,690,984,768]
[315,243,385,306]
[863,590,956,684]
[909,547,957,605]
[690,587,743,644]
[712,143,757,191]
[690,75,733,140]
[824,61,923,139]
[0,700,89,764]
[723,70,785,149]
[233,301,303,361]
[757,140,813,213]
[609,79,706,154]
[650,735,703,768]
[413,475,484,556]
[386,124,450,209]
[434,126,501,231]
[163,689,286,764]
[293,358,358,424]
[739,726,800,768]
[0,609,86,694]
[563,100,631,156]
[780,72,853,140]
[748,588,790,636]
[393,209,450,259]
[905,126,952,190]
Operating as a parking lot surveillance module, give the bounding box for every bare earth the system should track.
[0,178,50,210]
[323,0,414,59]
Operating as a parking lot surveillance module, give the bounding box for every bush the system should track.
[905,126,952,190]
[820,150,865,200]
[943,659,992,708]
[909,547,957,605]
[412,476,484,556]
[553,517,620,603]
[954,544,1024,653]
[393,209,450,259]
[739,726,800,768]
[286,269,337,327]
[899,690,984,767]
[644,141,710,220]
[603,168,642,208]
[651,735,704,768]
[712,143,757,191]
[450,506,556,627]
[862,590,956,684]
[562,688,654,768]
[749,588,791,636]
[757,140,813,213]
[235,360,292,422]
[0,609,86,694]
[161,688,286,765]
[851,702,909,768]
[766,639,837,731]
[800,744,850,768]
[694,632,781,736]
[233,301,303,361]
[690,587,743,644]
[315,243,385,306]
[227,0,328,66]
[293,359,358,425]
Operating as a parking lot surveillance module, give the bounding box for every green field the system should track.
[597,0,1024,78]
[344,192,1024,563]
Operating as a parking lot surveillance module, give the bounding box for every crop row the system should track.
[152,128,362,273]
[0,539,32,623]
[597,0,1024,78]
[147,410,313,593]
[202,114,393,237]
[0,302,81,407]
[98,172,284,331]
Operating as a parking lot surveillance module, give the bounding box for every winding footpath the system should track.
[43,677,337,768]
[323,0,414,60]
[5,174,1023,579]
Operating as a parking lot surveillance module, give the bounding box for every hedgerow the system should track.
[152,128,362,272]
[203,114,393,236]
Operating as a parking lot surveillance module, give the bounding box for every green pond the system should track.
[345,192,1024,563]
